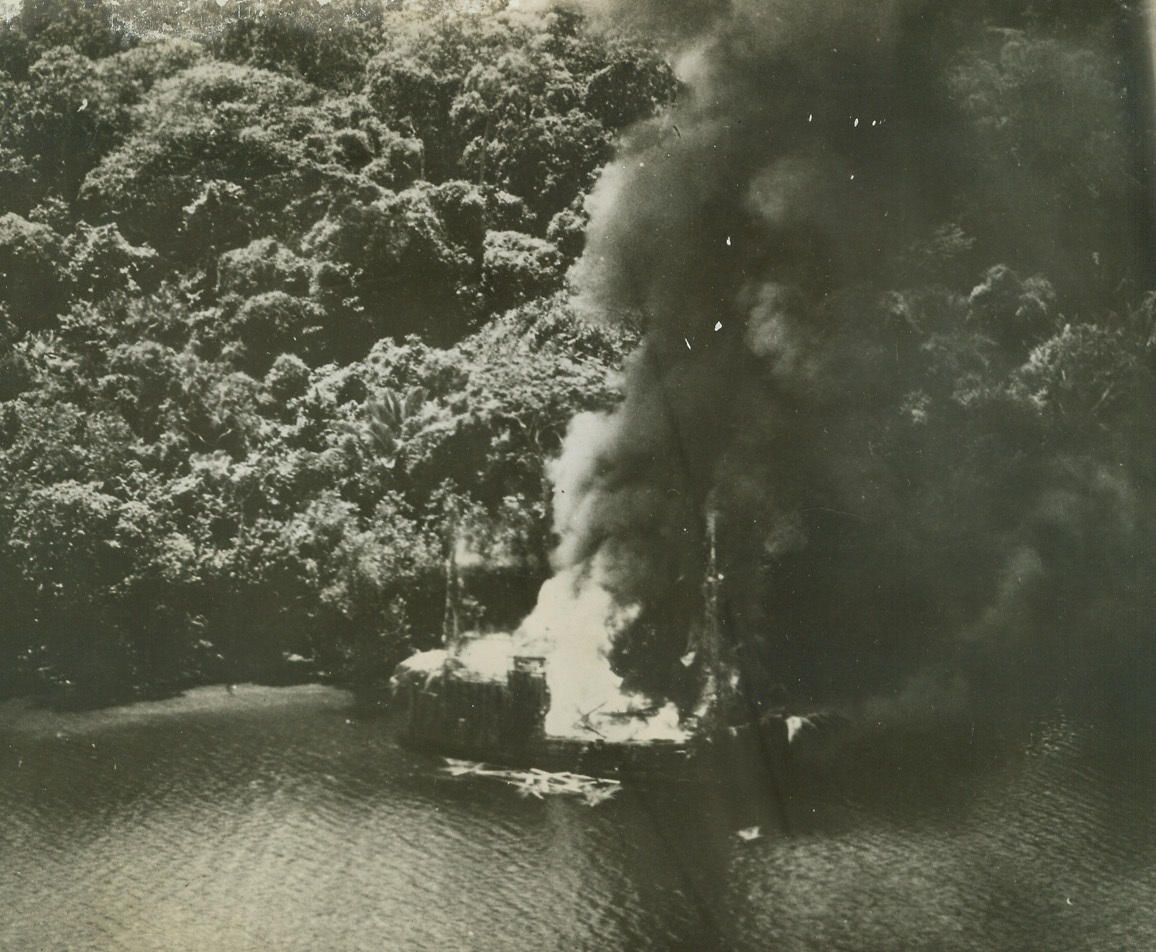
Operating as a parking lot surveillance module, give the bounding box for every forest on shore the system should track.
[0,0,672,700]
[1,0,1154,715]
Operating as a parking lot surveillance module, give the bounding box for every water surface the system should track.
[2,685,1154,951]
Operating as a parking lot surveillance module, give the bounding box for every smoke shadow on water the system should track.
[4,686,1156,952]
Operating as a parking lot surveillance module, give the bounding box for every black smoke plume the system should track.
[543,0,1156,728]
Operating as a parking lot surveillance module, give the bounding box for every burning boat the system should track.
[391,637,790,785]
[391,517,794,787]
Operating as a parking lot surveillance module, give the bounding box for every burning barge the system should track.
[390,635,792,787]
[390,513,802,789]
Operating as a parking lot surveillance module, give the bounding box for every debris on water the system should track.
[786,715,811,742]
[581,784,618,806]
[785,710,849,743]
[441,758,620,805]
[737,825,762,842]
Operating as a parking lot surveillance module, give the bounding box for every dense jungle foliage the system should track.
[0,0,1153,709]
[0,0,667,699]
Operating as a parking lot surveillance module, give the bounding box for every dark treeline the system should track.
[0,0,1154,720]
[0,0,668,701]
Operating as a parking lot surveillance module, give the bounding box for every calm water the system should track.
[2,684,1155,952]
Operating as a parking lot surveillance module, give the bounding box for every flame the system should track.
[514,558,686,742]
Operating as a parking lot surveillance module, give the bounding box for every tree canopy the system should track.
[0,0,1151,716]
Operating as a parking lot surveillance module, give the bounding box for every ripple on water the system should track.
[2,687,1155,952]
